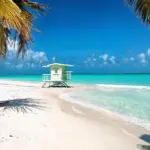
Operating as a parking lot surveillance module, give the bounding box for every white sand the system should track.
[0,80,149,150]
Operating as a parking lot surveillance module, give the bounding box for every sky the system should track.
[1,0,150,74]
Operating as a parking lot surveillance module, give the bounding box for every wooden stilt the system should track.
[46,81,70,88]
[42,81,47,88]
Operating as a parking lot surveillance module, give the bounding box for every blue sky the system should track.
[1,0,150,74]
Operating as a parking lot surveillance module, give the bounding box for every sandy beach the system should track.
[0,80,149,150]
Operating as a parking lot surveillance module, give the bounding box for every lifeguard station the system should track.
[42,63,74,88]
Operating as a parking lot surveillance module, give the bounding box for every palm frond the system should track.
[12,0,48,57]
[126,0,150,26]
[24,0,49,16]
[0,0,23,30]
[126,0,136,5]
[17,11,32,58]
[17,32,28,58]
[0,0,48,58]
[13,0,49,16]
[0,24,10,57]
[0,0,25,57]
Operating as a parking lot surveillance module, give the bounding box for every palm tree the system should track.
[0,0,48,58]
[126,0,150,26]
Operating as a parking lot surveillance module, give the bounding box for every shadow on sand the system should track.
[137,134,150,150]
[140,134,150,143]
[0,98,46,113]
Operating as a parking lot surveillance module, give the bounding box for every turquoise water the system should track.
[1,74,150,85]
[68,87,150,129]
[1,74,150,128]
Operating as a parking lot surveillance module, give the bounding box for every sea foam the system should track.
[60,85,150,130]
[95,84,150,89]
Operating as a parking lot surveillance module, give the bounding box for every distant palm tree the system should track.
[0,0,48,58]
[126,0,150,26]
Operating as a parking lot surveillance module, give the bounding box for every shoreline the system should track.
[0,80,149,149]
[60,92,149,135]
[61,92,150,131]
[1,79,150,132]
[0,79,150,131]
[2,78,150,88]
[96,84,150,89]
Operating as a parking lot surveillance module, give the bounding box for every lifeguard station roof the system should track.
[43,63,74,68]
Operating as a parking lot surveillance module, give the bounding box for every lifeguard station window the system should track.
[54,68,58,73]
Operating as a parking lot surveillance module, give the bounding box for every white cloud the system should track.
[31,63,36,68]
[84,53,117,68]
[38,52,45,57]
[147,49,150,57]
[99,54,109,65]
[16,64,23,70]
[138,53,145,59]
[7,38,18,51]
[104,61,108,65]
[25,63,30,69]
[109,56,116,64]
[4,62,11,66]
[31,52,47,63]
[93,58,97,61]
[84,48,150,69]
[130,57,135,62]
[52,56,56,62]
[99,54,108,61]
[141,59,147,64]
[137,53,147,64]
[123,57,135,63]
[87,57,92,62]
[3,40,49,70]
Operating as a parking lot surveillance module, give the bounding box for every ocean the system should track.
[1,74,150,85]
[1,74,150,129]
